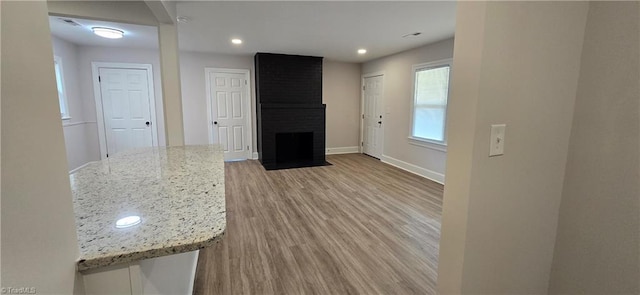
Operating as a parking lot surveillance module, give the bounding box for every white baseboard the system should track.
[62,121,97,128]
[380,155,445,185]
[326,146,360,155]
[252,152,259,160]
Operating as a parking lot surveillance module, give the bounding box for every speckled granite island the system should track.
[69,145,225,294]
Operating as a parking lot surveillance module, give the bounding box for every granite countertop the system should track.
[69,145,226,271]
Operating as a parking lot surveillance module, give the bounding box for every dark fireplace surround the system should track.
[255,53,327,170]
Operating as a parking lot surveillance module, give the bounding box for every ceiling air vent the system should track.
[402,32,422,38]
[59,18,81,27]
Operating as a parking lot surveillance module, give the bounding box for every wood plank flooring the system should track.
[193,154,443,295]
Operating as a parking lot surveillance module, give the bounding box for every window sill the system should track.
[62,116,72,121]
[408,136,447,152]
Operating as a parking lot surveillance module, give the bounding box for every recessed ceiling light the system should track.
[92,27,124,39]
[231,38,243,45]
[115,215,141,228]
[357,49,367,54]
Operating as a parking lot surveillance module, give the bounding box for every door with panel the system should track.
[209,71,250,161]
[99,67,155,156]
[363,75,384,158]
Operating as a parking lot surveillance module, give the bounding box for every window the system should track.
[53,56,70,120]
[410,59,452,147]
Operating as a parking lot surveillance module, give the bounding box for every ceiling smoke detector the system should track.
[402,32,422,38]
[59,18,81,26]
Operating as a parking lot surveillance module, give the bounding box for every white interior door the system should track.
[99,68,155,156]
[208,71,250,161]
[363,75,384,158]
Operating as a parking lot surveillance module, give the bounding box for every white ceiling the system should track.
[49,16,159,49]
[176,1,457,62]
[49,1,457,63]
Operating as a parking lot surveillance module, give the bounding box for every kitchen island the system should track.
[69,145,225,294]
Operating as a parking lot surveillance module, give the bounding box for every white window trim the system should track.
[409,58,453,151]
[408,136,448,152]
[54,55,71,120]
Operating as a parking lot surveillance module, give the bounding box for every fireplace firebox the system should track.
[275,132,313,168]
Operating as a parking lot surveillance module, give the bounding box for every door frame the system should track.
[360,71,385,157]
[92,62,159,159]
[204,67,253,160]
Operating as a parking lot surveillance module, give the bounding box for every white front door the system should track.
[208,71,250,161]
[99,67,156,156]
[363,75,384,158]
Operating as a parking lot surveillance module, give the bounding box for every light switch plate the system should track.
[489,124,506,156]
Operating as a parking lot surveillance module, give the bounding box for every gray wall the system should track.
[52,36,95,171]
[438,2,589,293]
[361,38,454,183]
[47,1,158,26]
[549,2,640,293]
[1,1,82,293]
[323,60,361,149]
[438,2,639,293]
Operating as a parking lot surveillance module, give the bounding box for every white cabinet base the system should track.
[83,264,140,295]
[83,250,199,295]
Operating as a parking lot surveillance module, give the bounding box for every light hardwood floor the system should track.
[193,153,443,295]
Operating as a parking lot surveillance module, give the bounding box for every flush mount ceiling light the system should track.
[115,215,141,228]
[231,38,243,45]
[357,49,367,54]
[92,27,124,39]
